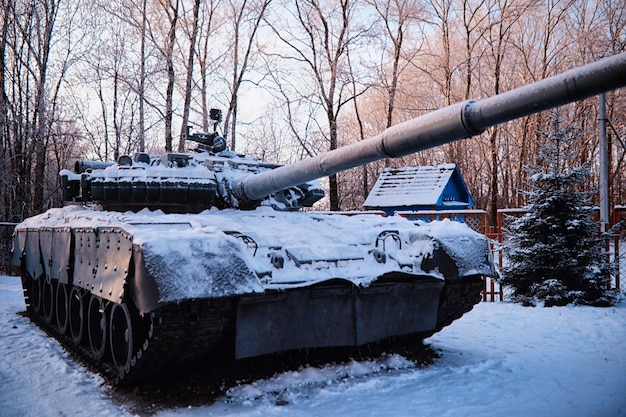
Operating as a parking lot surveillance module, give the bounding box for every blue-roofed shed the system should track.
[363,164,475,216]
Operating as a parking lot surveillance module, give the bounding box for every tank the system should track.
[11,52,626,385]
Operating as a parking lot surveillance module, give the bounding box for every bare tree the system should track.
[346,45,370,205]
[177,0,202,151]
[0,0,83,219]
[0,0,17,222]
[222,0,272,150]
[482,0,532,224]
[368,0,425,128]
[425,0,457,106]
[139,0,148,151]
[195,0,222,132]
[163,0,180,152]
[31,0,61,211]
[76,5,147,161]
[338,0,425,204]
[267,0,368,210]
[460,0,491,100]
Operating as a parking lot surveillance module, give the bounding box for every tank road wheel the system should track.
[30,276,43,315]
[109,303,134,375]
[69,286,87,345]
[42,278,56,324]
[56,283,69,334]
[88,295,108,360]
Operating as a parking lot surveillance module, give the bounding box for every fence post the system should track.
[614,206,624,290]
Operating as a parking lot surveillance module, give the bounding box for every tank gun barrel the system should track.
[236,52,626,202]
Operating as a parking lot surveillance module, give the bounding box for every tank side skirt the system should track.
[70,227,133,304]
[24,229,44,280]
[131,245,161,314]
[235,278,447,359]
[52,228,72,284]
[39,228,53,280]
[94,227,133,303]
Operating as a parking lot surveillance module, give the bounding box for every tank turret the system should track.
[12,52,626,385]
[61,108,325,212]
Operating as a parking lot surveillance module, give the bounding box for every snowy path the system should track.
[1,274,625,417]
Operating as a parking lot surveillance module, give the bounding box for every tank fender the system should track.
[39,229,53,280]
[132,245,161,313]
[420,246,459,280]
[132,232,264,313]
[436,234,497,280]
[410,221,498,280]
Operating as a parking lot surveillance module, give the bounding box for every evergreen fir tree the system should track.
[501,114,617,307]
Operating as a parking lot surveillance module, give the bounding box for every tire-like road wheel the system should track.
[88,295,108,360]
[56,283,69,334]
[69,286,86,346]
[110,303,134,375]
[42,278,55,324]
[30,276,43,315]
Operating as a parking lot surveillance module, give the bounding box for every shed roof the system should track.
[363,164,474,209]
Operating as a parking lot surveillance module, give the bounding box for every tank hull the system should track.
[12,205,494,384]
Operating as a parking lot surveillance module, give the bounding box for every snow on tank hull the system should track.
[11,204,494,383]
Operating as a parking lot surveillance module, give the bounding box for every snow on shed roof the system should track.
[363,164,473,209]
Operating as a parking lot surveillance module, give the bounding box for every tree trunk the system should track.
[32,0,58,213]
[329,115,339,211]
[138,0,147,152]
[178,0,201,152]
[164,0,179,153]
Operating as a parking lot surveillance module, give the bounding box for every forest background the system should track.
[1,0,625,226]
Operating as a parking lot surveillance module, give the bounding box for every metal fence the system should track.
[0,223,17,275]
[396,209,503,302]
[614,206,626,289]
[395,209,488,234]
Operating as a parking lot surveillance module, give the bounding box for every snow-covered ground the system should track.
[1,274,625,417]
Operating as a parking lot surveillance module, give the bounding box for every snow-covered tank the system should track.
[11,52,626,385]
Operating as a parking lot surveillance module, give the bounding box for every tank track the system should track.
[20,273,237,386]
[19,273,484,387]
[430,275,484,336]
[122,298,237,384]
